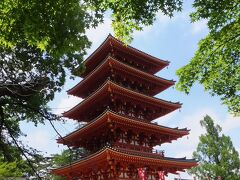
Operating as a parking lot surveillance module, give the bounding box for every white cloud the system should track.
[133,25,153,37]
[133,9,203,37]
[23,130,50,151]
[20,125,73,155]
[157,11,189,27]
[133,10,191,40]
[154,110,179,126]
[219,114,240,133]
[191,19,208,34]
[157,12,173,26]
[133,12,172,38]
[53,95,82,115]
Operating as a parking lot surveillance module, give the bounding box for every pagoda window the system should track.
[138,133,145,145]
[126,130,133,143]
[124,172,129,178]
[130,139,135,145]
[145,138,149,147]
[135,137,139,145]
[137,110,144,120]
[119,172,124,178]
[121,133,127,143]
[118,104,126,115]
[133,136,138,145]
[119,134,124,143]
[115,128,122,140]
[128,107,135,117]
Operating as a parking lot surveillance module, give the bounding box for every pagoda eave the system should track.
[80,34,169,77]
[63,81,181,121]
[67,56,175,98]
[57,111,189,146]
[51,147,197,178]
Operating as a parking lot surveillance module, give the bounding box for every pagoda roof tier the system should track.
[80,34,169,77]
[68,56,174,98]
[51,147,197,178]
[58,111,189,147]
[63,80,181,121]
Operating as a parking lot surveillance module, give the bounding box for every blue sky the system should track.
[20,1,240,179]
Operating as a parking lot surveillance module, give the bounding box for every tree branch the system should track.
[0,104,41,179]
[0,77,49,98]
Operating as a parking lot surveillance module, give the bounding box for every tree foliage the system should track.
[189,115,240,179]
[37,148,87,179]
[176,0,240,115]
[0,0,91,58]
[84,0,182,42]
[0,143,46,179]
[0,160,28,178]
[1,1,92,174]
[50,148,88,167]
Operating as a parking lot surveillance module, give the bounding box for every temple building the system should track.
[51,35,197,179]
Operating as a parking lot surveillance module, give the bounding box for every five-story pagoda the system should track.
[52,35,197,179]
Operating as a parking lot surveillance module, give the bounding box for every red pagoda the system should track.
[52,35,197,179]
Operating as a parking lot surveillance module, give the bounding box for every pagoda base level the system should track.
[52,148,197,180]
[64,170,160,180]
[61,166,165,180]
[55,163,170,180]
